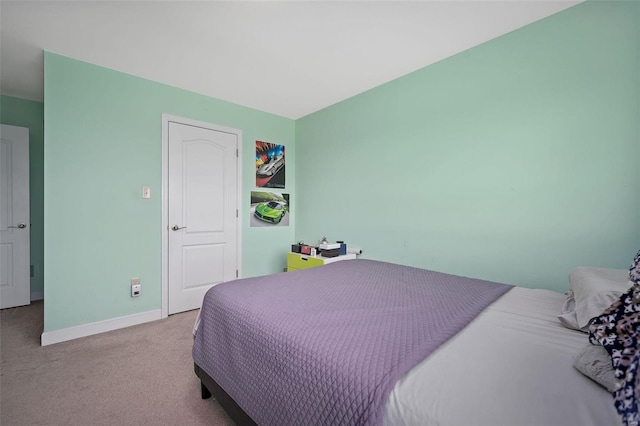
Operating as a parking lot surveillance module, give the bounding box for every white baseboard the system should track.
[41,309,162,346]
[30,290,44,301]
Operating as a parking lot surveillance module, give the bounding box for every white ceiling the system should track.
[1,1,582,119]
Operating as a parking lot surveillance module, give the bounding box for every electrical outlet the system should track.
[131,284,141,297]
[131,278,141,297]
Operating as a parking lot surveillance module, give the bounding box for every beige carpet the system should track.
[0,301,234,426]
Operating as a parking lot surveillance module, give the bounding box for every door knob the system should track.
[8,223,27,229]
[171,225,187,231]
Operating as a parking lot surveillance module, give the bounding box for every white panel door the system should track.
[0,124,30,309]
[168,122,238,314]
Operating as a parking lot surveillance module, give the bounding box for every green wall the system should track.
[0,95,45,298]
[44,53,295,332]
[295,1,640,291]
[28,0,640,334]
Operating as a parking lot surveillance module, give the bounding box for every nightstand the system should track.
[287,252,357,272]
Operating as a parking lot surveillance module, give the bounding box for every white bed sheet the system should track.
[384,287,621,426]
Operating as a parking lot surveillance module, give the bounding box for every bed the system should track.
[193,258,639,426]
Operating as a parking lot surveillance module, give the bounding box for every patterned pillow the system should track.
[630,250,640,284]
[589,283,640,426]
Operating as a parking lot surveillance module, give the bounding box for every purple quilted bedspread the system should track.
[193,259,512,425]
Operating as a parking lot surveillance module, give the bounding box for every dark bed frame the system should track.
[194,363,258,426]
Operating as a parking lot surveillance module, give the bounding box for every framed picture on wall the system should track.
[256,141,285,189]
[250,191,290,227]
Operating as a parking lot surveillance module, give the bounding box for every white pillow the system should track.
[558,266,633,331]
[573,344,617,392]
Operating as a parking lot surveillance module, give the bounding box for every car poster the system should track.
[256,141,285,188]
[250,191,290,227]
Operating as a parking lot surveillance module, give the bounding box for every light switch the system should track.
[142,186,151,199]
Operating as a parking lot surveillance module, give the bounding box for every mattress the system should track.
[384,286,621,426]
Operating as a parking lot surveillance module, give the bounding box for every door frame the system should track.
[161,114,243,319]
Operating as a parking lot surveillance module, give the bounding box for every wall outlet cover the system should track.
[131,284,141,297]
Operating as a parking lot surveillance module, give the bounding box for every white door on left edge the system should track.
[168,122,238,314]
[0,124,30,309]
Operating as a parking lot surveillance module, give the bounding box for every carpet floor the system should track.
[0,301,234,426]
